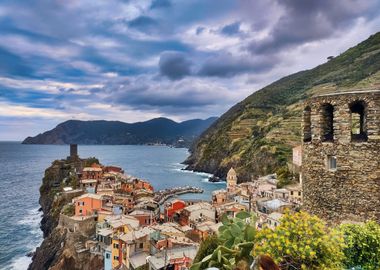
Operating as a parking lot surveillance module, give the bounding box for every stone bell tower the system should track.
[302,90,380,223]
[227,167,237,193]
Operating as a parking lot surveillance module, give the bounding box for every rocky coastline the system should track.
[28,157,102,270]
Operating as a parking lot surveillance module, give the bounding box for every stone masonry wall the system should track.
[302,90,380,224]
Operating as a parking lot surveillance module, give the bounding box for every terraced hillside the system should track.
[185,32,380,181]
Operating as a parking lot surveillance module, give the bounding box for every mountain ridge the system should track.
[22,117,218,147]
[185,32,380,180]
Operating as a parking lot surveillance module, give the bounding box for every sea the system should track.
[0,142,225,270]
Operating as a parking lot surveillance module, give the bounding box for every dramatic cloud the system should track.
[159,51,192,80]
[220,21,241,36]
[0,0,379,139]
[247,0,380,54]
[198,53,277,78]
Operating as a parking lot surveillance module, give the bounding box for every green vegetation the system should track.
[191,211,256,270]
[192,211,380,270]
[340,221,380,270]
[193,234,219,264]
[83,157,100,167]
[187,32,380,179]
[61,203,75,216]
[254,211,345,270]
[276,166,292,188]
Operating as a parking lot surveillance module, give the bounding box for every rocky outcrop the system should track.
[28,157,102,270]
[30,227,103,270]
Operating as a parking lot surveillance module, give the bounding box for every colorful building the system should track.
[74,193,104,216]
[164,199,186,222]
[104,246,112,270]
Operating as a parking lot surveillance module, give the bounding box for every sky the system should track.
[0,0,380,140]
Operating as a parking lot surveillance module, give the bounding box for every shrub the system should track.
[340,221,380,270]
[253,211,345,270]
[276,166,292,188]
[83,157,99,167]
[191,211,256,270]
[193,234,219,264]
[61,203,75,216]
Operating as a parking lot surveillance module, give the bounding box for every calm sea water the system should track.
[0,142,225,270]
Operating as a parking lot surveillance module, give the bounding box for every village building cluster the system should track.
[211,163,303,230]
[57,143,305,270]
[55,90,380,270]
[59,146,218,270]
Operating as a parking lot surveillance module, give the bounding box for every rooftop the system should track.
[147,246,198,269]
[274,188,289,193]
[119,226,156,243]
[259,199,292,210]
[268,212,283,221]
[83,167,102,172]
[80,179,98,184]
[130,252,150,269]
[130,209,154,216]
[106,215,140,229]
[74,193,103,201]
[98,228,113,237]
[184,202,213,212]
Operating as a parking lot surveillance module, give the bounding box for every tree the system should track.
[276,166,292,188]
[253,211,345,270]
[340,221,380,270]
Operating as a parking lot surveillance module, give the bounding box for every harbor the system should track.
[153,186,204,204]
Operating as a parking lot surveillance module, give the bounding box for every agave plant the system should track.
[191,211,256,270]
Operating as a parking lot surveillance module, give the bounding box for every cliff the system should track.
[185,32,380,180]
[22,117,217,147]
[28,157,102,270]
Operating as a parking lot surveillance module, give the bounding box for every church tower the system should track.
[227,167,237,193]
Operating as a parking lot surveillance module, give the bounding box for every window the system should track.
[290,191,294,196]
[350,101,367,142]
[303,106,312,142]
[113,243,119,249]
[321,104,334,142]
[113,256,119,261]
[327,156,337,171]
[298,191,301,196]
[139,243,143,249]
[106,253,110,259]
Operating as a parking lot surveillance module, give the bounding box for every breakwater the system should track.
[154,186,204,204]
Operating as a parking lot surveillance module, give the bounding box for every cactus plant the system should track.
[190,211,256,270]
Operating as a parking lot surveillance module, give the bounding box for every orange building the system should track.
[164,199,186,222]
[74,193,104,216]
